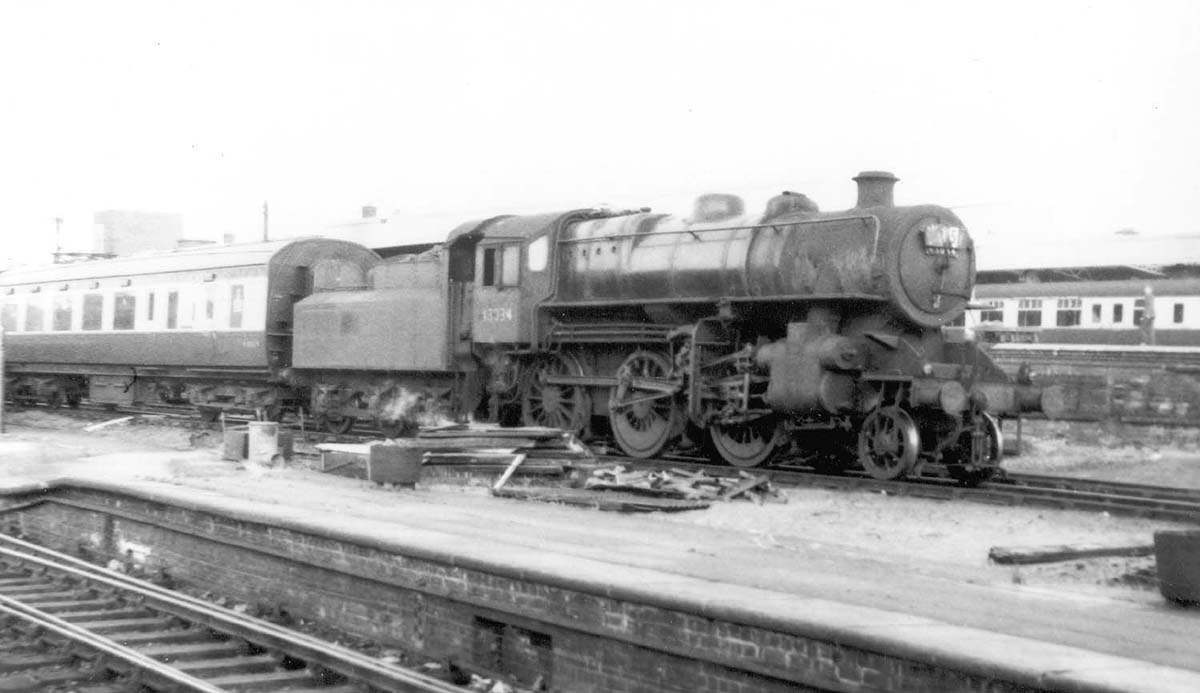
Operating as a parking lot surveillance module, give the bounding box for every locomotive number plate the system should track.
[922,223,963,257]
[482,307,514,322]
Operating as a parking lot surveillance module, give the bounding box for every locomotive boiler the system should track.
[292,171,1049,483]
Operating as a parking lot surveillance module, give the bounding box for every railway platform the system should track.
[0,438,1197,692]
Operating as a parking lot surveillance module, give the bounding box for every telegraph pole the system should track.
[262,201,269,241]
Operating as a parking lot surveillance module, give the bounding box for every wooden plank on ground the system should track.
[491,454,527,494]
[495,487,710,512]
[717,473,771,501]
[988,543,1155,565]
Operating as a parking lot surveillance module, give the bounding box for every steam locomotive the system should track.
[291,171,1049,483]
[0,171,1049,483]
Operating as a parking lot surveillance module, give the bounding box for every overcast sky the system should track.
[1,1,1197,263]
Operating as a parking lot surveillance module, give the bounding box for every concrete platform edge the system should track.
[7,477,1197,693]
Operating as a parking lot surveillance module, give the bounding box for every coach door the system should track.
[473,238,523,344]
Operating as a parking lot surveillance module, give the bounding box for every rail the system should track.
[0,534,464,693]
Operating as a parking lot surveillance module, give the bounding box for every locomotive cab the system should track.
[473,237,528,344]
[470,219,559,346]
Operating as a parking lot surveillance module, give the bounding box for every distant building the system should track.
[92,210,184,256]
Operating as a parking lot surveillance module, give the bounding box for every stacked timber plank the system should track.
[418,424,592,473]
[315,425,591,482]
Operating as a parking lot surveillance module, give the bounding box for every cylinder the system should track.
[247,421,280,465]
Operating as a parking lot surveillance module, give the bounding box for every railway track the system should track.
[0,534,465,693]
[10,402,1200,524]
[603,456,1200,524]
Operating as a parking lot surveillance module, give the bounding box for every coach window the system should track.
[179,290,195,329]
[1016,299,1042,327]
[24,298,45,332]
[1091,304,1102,323]
[1113,303,1124,324]
[1,303,17,332]
[229,285,245,328]
[1175,303,1185,324]
[1055,298,1081,327]
[114,293,136,330]
[167,291,179,329]
[204,285,216,323]
[52,294,73,331]
[82,294,103,330]
[147,291,156,323]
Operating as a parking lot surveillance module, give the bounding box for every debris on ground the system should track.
[83,416,136,432]
[988,543,1155,565]
[494,486,712,512]
[583,465,787,504]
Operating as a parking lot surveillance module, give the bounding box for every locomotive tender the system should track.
[293,171,1050,483]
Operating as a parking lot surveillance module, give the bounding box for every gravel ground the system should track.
[1,409,1196,605]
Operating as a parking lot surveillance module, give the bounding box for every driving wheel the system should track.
[707,417,783,468]
[520,353,590,435]
[609,351,680,458]
[857,406,920,480]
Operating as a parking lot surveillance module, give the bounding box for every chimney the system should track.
[362,205,377,219]
[853,170,898,208]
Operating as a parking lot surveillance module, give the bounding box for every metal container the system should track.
[247,421,279,465]
[222,426,248,461]
[1156,529,1200,604]
[368,442,423,486]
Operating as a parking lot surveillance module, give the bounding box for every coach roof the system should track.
[0,238,376,287]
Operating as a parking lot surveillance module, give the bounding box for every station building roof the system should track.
[976,231,1200,283]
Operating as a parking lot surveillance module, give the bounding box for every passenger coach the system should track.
[0,238,379,418]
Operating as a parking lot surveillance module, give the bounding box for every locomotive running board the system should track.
[544,374,682,394]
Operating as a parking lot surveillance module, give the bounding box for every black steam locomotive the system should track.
[292,171,1049,483]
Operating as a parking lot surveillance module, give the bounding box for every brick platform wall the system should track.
[7,488,1044,693]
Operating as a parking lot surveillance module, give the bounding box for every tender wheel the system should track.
[946,412,1003,486]
[66,390,82,408]
[520,353,590,435]
[609,351,680,459]
[707,417,782,468]
[857,407,920,480]
[14,385,36,409]
[197,407,221,423]
[47,390,65,409]
[319,413,356,435]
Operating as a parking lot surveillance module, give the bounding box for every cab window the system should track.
[527,235,549,272]
[482,243,521,287]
